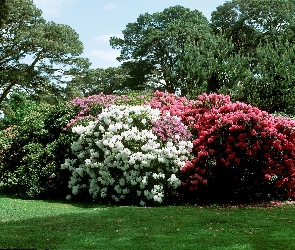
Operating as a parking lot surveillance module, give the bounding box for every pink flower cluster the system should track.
[5,126,16,137]
[65,94,130,128]
[147,90,197,118]
[151,116,192,143]
[148,91,295,200]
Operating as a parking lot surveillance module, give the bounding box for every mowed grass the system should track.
[1,192,295,250]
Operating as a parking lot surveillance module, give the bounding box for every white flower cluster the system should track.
[61,105,193,205]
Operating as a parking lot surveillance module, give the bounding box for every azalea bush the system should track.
[0,91,156,201]
[66,91,153,129]
[62,105,193,206]
[148,91,295,203]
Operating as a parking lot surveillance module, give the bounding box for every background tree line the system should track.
[71,0,295,115]
[1,0,295,125]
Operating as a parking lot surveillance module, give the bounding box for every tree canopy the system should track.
[210,0,295,114]
[2,0,295,116]
[0,0,90,111]
[66,67,129,97]
[110,5,213,94]
[211,0,295,53]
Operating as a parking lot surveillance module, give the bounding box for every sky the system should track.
[32,0,228,69]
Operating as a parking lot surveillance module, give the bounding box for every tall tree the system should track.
[175,33,236,97]
[211,0,295,114]
[121,60,156,91]
[0,0,89,110]
[110,5,212,94]
[240,37,295,113]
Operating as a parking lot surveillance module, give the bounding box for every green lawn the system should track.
[1,192,295,250]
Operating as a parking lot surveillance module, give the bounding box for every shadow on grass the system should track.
[1,185,295,249]
[0,185,102,209]
[0,212,115,249]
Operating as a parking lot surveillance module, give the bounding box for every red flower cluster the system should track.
[148,91,295,201]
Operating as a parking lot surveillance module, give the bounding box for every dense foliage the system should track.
[0,92,37,130]
[110,5,215,95]
[0,103,76,198]
[66,67,130,98]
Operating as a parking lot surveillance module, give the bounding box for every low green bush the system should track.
[0,92,37,130]
[0,103,77,199]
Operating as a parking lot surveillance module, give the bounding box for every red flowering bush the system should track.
[148,91,295,203]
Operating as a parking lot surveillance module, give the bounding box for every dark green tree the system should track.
[110,5,212,94]
[211,0,295,114]
[121,60,156,91]
[175,33,236,97]
[211,0,295,53]
[0,0,9,28]
[240,37,295,113]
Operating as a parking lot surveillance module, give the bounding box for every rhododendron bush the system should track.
[148,91,295,203]
[62,105,193,206]
[66,92,152,128]
[2,90,295,204]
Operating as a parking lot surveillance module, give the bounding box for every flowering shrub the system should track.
[62,105,193,206]
[66,92,153,129]
[66,94,128,128]
[3,90,295,205]
[147,90,197,118]
[149,91,295,203]
[151,116,192,143]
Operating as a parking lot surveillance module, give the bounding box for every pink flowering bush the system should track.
[148,91,295,203]
[147,90,197,118]
[66,92,153,129]
[151,116,192,143]
[66,94,129,128]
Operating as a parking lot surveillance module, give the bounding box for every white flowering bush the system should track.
[61,105,193,206]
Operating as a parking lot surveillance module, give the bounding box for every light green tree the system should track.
[66,66,129,97]
[0,0,90,110]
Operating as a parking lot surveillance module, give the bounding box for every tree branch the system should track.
[26,49,43,72]
[0,80,16,106]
